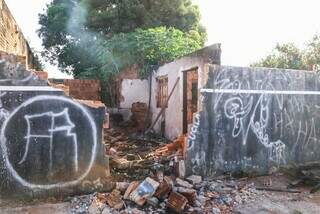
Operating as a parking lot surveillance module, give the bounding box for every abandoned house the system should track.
[111,44,221,140]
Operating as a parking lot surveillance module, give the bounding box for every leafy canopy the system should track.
[252,35,320,71]
[38,0,206,77]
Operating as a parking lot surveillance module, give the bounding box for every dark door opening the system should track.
[183,68,199,134]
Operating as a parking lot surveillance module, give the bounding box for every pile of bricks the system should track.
[64,79,101,101]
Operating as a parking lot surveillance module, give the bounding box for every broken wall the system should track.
[0,62,110,199]
[187,65,320,176]
[150,44,221,140]
[64,79,101,101]
[0,0,33,68]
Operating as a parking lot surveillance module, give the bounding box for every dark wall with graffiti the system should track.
[0,88,110,199]
[187,65,320,176]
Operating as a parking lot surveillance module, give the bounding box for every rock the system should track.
[177,160,186,178]
[116,182,130,193]
[129,177,160,206]
[167,191,188,213]
[176,178,193,189]
[147,197,159,207]
[176,187,197,204]
[88,202,100,213]
[212,207,221,214]
[186,175,202,185]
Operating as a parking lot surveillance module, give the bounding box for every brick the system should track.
[106,189,124,210]
[167,191,188,213]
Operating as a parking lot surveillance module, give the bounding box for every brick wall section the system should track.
[33,71,48,81]
[64,79,101,101]
[0,0,34,68]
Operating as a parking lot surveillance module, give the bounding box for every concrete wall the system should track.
[0,87,110,199]
[0,60,110,199]
[119,79,149,121]
[0,0,33,67]
[187,65,320,176]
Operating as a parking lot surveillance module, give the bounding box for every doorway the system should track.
[183,68,199,134]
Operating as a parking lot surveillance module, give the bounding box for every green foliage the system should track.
[81,27,203,79]
[252,43,307,70]
[252,35,320,71]
[38,0,206,77]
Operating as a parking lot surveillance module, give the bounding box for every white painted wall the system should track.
[150,56,209,140]
[119,79,149,121]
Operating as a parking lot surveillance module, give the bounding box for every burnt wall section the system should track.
[187,65,320,176]
[0,87,109,199]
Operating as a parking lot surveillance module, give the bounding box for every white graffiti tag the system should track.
[19,108,79,172]
[224,97,253,137]
[0,95,97,190]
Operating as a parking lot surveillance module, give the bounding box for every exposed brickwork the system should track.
[0,0,34,68]
[64,79,101,101]
[33,71,48,81]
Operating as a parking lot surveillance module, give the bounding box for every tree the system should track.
[38,0,206,76]
[252,35,320,71]
[251,43,307,70]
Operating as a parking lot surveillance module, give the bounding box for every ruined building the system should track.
[0,0,36,69]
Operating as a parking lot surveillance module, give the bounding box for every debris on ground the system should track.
[66,120,320,214]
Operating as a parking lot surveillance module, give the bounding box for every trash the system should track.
[129,177,160,206]
[167,191,188,213]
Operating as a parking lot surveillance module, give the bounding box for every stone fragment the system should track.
[129,177,160,206]
[167,191,188,213]
[176,187,197,204]
[186,175,202,185]
[146,197,159,207]
[116,182,130,193]
[176,178,193,189]
[177,160,186,178]
[106,189,124,210]
[124,181,140,200]
[212,207,221,214]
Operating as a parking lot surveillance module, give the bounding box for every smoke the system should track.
[66,0,119,76]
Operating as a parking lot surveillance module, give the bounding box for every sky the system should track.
[5,0,320,78]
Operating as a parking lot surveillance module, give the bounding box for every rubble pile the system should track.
[104,125,184,180]
[69,174,264,214]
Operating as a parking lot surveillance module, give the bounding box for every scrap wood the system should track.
[146,77,180,132]
[255,186,301,193]
[154,135,186,157]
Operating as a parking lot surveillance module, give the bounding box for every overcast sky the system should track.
[5,0,320,78]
